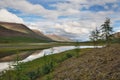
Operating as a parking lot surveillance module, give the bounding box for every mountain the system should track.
[32,30,72,42]
[113,32,120,38]
[0,22,31,34]
[46,34,72,42]
[0,22,52,43]
[32,29,52,40]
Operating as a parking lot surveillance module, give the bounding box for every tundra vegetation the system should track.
[0,48,89,80]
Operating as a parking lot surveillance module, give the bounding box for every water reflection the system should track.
[0,46,102,72]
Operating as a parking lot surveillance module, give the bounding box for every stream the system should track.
[0,46,102,72]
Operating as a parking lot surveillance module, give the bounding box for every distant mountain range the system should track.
[113,32,120,38]
[0,22,72,43]
[46,34,72,42]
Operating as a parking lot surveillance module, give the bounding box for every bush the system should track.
[41,58,54,75]
[75,49,80,58]
[65,53,73,58]
[45,74,53,80]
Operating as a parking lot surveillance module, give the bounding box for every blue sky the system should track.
[0,0,120,41]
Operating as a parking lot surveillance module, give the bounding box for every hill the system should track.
[0,22,53,43]
[40,44,120,80]
[32,29,53,41]
[113,32,120,38]
[46,34,72,42]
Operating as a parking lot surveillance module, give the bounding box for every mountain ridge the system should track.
[0,22,52,43]
[46,34,72,42]
[0,21,72,43]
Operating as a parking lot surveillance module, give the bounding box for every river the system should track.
[0,45,102,72]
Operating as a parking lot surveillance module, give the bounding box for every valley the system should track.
[0,0,120,79]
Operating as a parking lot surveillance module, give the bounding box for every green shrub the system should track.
[45,74,53,80]
[65,53,73,58]
[75,49,80,58]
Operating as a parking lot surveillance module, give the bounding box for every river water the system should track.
[0,46,102,72]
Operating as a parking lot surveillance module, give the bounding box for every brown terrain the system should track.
[46,34,72,42]
[0,23,28,37]
[0,50,41,62]
[0,22,53,41]
[0,51,32,62]
[44,44,120,80]
[113,32,120,38]
[0,22,32,34]
[32,29,53,41]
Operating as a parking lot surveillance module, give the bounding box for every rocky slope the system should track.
[44,44,120,80]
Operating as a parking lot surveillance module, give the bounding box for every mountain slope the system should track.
[0,22,53,43]
[46,34,72,42]
[32,29,53,41]
[113,32,120,38]
[0,25,28,37]
[0,22,32,34]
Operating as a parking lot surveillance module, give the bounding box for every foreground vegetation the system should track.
[39,44,120,80]
[0,47,91,80]
[0,44,120,80]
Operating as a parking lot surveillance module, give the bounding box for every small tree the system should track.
[8,62,12,80]
[75,41,80,57]
[13,52,29,80]
[101,18,113,45]
[89,28,100,47]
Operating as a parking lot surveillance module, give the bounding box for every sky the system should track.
[0,0,120,41]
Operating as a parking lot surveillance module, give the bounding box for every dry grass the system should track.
[42,44,120,80]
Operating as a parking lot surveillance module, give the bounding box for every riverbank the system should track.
[0,47,93,80]
[39,44,120,80]
[0,44,119,80]
[0,42,103,58]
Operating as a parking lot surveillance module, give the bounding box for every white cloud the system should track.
[0,0,119,20]
[0,0,59,19]
[27,8,119,41]
[112,3,118,8]
[0,0,45,14]
[54,20,98,34]
[0,9,24,23]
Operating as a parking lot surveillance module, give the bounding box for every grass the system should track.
[0,42,102,58]
[41,44,120,80]
[0,36,48,43]
[18,48,90,73]
[0,44,52,58]
[0,43,119,80]
[0,48,92,80]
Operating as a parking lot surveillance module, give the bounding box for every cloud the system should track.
[0,0,59,19]
[0,0,119,20]
[54,22,89,34]
[27,19,98,41]
[27,9,119,41]
[0,9,24,23]
[51,0,118,11]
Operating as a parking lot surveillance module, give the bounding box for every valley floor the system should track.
[0,42,98,58]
